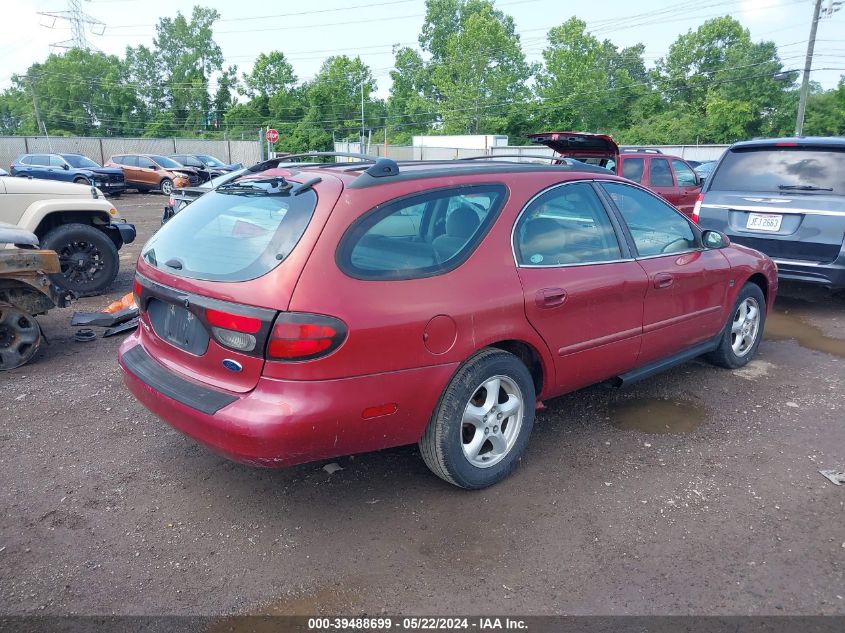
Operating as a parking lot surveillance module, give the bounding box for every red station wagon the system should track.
[119,154,778,489]
[529,132,704,217]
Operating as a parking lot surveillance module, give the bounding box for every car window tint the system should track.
[601,182,697,257]
[708,147,845,195]
[125,156,138,167]
[19,156,32,165]
[672,159,697,186]
[138,157,155,168]
[337,185,507,281]
[30,155,49,166]
[49,155,65,167]
[649,158,674,187]
[515,182,621,266]
[621,158,645,183]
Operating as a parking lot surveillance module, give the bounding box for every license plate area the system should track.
[147,298,209,355]
[746,212,783,232]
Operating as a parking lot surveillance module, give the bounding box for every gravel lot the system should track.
[1,193,843,616]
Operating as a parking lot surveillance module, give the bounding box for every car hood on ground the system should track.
[0,175,96,197]
[528,131,620,161]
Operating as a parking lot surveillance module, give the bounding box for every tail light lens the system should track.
[133,278,143,310]
[207,308,262,352]
[168,195,175,207]
[692,193,703,223]
[267,313,347,361]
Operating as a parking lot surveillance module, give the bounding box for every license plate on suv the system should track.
[746,213,782,232]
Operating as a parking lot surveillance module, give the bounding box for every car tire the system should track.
[706,282,766,369]
[41,223,119,297]
[419,348,535,489]
[73,177,90,185]
[159,178,173,195]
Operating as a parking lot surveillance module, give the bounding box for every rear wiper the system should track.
[778,184,833,191]
[217,177,292,195]
[291,177,321,196]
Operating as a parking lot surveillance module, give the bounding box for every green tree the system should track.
[7,49,143,136]
[803,78,845,136]
[386,47,435,142]
[420,0,533,136]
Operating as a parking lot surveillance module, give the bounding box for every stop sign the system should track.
[266,128,279,143]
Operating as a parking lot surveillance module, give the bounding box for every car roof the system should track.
[731,136,845,149]
[259,157,621,189]
[620,151,689,161]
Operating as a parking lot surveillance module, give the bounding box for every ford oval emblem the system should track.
[222,359,242,373]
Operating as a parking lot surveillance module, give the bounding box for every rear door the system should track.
[671,159,701,217]
[515,181,648,393]
[121,156,141,185]
[137,156,159,187]
[646,157,679,207]
[600,181,731,365]
[27,155,51,180]
[700,144,845,265]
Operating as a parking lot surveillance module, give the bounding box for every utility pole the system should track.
[38,0,105,51]
[360,80,366,155]
[795,0,823,136]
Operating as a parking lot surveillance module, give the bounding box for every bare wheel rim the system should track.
[460,374,524,469]
[56,239,105,285]
[161,180,172,194]
[0,305,41,370]
[730,297,761,357]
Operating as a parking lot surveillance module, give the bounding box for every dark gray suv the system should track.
[694,137,845,288]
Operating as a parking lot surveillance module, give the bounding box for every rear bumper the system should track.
[118,335,458,467]
[771,256,845,289]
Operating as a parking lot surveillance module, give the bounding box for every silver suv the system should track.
[694,137,845,288]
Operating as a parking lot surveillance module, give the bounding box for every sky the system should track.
[1,0,843,99]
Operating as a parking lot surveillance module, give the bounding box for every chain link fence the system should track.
[0,136,262,170]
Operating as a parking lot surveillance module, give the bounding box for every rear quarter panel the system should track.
[718,243,778,316]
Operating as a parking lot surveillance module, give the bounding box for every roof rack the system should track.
[457,154,562,162]
[250,152,399,178]
[620,147,663,154]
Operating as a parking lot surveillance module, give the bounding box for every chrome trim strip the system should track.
[702,203,845,217]
[519,258,635,269]
[558,326,641,356]
[643,305,722,334]
[635,248,702,261]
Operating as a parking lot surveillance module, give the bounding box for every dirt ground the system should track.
[1,193,843,616]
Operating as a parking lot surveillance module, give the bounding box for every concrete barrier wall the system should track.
[0,136,262,170]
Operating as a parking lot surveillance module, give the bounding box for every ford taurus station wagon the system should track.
[119,155,778,489]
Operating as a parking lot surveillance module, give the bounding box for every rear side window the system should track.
[49,156,65,167]
[125,156,139,167]
[30,155,49,166]
[514,182,621,266]
[708,146,845,195]
[649,159,673,187]
[337,185,507,280]
[142,184,318,282]
[621,158,645,183]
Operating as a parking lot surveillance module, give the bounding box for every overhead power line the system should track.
[38,0,105,51]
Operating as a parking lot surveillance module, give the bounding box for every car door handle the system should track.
[535,288,567,308]
[653,273,674,289]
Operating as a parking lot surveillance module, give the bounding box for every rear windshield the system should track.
[142,183,317,282]
[709,146,845,195]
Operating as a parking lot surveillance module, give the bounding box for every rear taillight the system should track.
[206,308,262,352]
[692,193,703,223]
[168,195,175,207]
[133,278,142,309]
[267,313,347,361]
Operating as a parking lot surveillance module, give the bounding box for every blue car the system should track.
[10,153,126,196]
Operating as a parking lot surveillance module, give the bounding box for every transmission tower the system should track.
[38,0,105,51]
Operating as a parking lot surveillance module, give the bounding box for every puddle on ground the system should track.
[765,311,845,359]
[611,398,707,434]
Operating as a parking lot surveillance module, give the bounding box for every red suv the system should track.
[119,154,777,489]
[529,132,703,217]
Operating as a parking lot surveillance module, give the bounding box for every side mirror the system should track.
[62,164,69,170]
[696,175,705,186]
[702,230,729,249]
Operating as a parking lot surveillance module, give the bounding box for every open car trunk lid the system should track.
[528,131,620,164]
